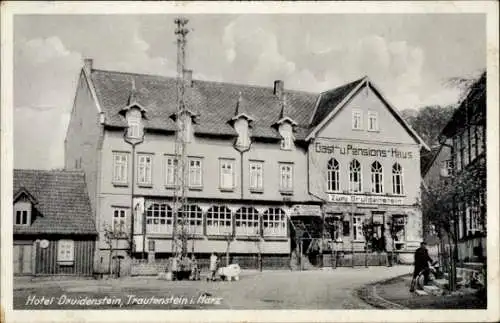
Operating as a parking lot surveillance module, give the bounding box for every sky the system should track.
[13,14,485,170]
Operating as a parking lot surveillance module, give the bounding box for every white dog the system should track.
[217,264,241,281]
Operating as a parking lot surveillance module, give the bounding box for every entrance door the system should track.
[13,244,33,275]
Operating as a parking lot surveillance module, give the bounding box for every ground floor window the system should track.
[390,214,406,249]
[235,207,260,236]
[176,204,203,236]
[352,215,364,241]
[146,203,173,234]
[263,208,287,236]
[206,206,232,236]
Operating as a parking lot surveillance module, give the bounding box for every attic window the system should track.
[14,201,31,226]
[352,110,363,130]
[127,116,141,139]
[281,136,293,150]
[279,123,294,151]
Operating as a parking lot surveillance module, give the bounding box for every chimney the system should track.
[274,80,284,100]
[83,58,93,74]
[183,69,193,87]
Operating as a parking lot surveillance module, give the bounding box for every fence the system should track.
[321,252,393,268]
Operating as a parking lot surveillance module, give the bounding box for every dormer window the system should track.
[178,111,193,143]
[281,134,293,150]
[14,202,31,225]
[278,122,295,151]
[234,118,251,150]
[126,109,143,140]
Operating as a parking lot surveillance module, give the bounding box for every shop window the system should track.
[325,214,343,241]
[391,215,406,249]
[342,220,350,237]
[371,161,383,194]
[349,159,362,193]
[235,207,260,236]
[57,239,74,266]
[352,215,364,241]
[392,163,404,195]
[327,158,340,192]
[146,203,172,234]
[206,206,232,236]
[263,208,287,237]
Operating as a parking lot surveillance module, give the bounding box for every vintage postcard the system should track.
[1,1,499,322]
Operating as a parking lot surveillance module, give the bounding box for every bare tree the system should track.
[103,220,128,278]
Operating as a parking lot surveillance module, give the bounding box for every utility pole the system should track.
[172,17,190,259]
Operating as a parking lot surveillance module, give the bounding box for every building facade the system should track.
[13,170,97,276]
[438,72,486,262]
[65,59,429,274]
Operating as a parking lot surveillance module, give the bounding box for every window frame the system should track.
[127,116,141,139]
[112,151,129,185]
[235,207,260,236]
[112,208,128,236]
[219,158,236,191]
[262,208,287,237]
[57,239,75,266]
[206,206,233,236]
[349,159,362,193]
[352,109,363,130]
[146,203,173,234]
[176,205,203,236]
[352,215,365,242]
[188,157,203,189]
[249,161,264,192]
[164,155,178,188]
[327,158,340,193]
[371,161,384,194]
[137,153,153,187]
[392,163,404,195]
[279,162,294,194]
[14,202,31,226]
[367,111,379,132]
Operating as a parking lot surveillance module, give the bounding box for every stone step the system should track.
[423,284,443,296]
[415,289,428,296]
[433,278,449,289]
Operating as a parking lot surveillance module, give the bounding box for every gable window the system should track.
[113,152,129,185]
[349,159,362,193]
[371,161,384,194]
[327,158,340,192]
[235,207,260,236]
[165,156,178,187]
[14,201,31,226]
[188,158,203,188]
[353,216,364,241]
[206,206,232,236]
[112,208,128,235]
[249,161,264,192]
[352,110,363,130]
[263,208,287,237]
[279,163,294,193]
[392,163,404,195]
[368,111,378,131]
[137,154,153,186]
[281,135,293,150]
[57,239,74,265]
[146,203,172,234]
[219,159,235,191]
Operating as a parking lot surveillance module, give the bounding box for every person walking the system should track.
[209,252,218,281]
[190,254,199,280]
[410,242,433,292]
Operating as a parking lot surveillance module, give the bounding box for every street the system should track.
[14,266,412,310]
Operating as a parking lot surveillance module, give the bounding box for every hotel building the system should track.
[65,59,429,274]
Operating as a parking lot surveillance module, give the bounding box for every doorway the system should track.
[13,244,33,275]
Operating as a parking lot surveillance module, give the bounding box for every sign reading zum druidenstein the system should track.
[315,142,414,159]
[328,194,404,205]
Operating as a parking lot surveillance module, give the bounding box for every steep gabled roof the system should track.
[13,169,97,235]
[231,92,254,122]
[13,187,38,205]
[90,69,319,140]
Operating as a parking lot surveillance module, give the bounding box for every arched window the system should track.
[146,203,172,234]
[392,163,404,195]
[176,204,203,236]
[371,161,384,193]
[235,207,260,236]
[349,159,362,193]
[262,208,287,237]
[327,158,340,192]
[206,206,232,236]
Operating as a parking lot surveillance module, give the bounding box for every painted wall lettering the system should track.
[315,142,414,159]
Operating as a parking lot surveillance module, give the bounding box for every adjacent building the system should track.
[438,72,487,262]
[65,59,429,274]
[13,169,97,276]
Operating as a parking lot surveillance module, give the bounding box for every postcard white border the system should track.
[1,1,499,323]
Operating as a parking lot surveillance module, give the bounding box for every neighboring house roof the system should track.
[421,145,443,177]
[89,68,428,149]
[13,169,97,235]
